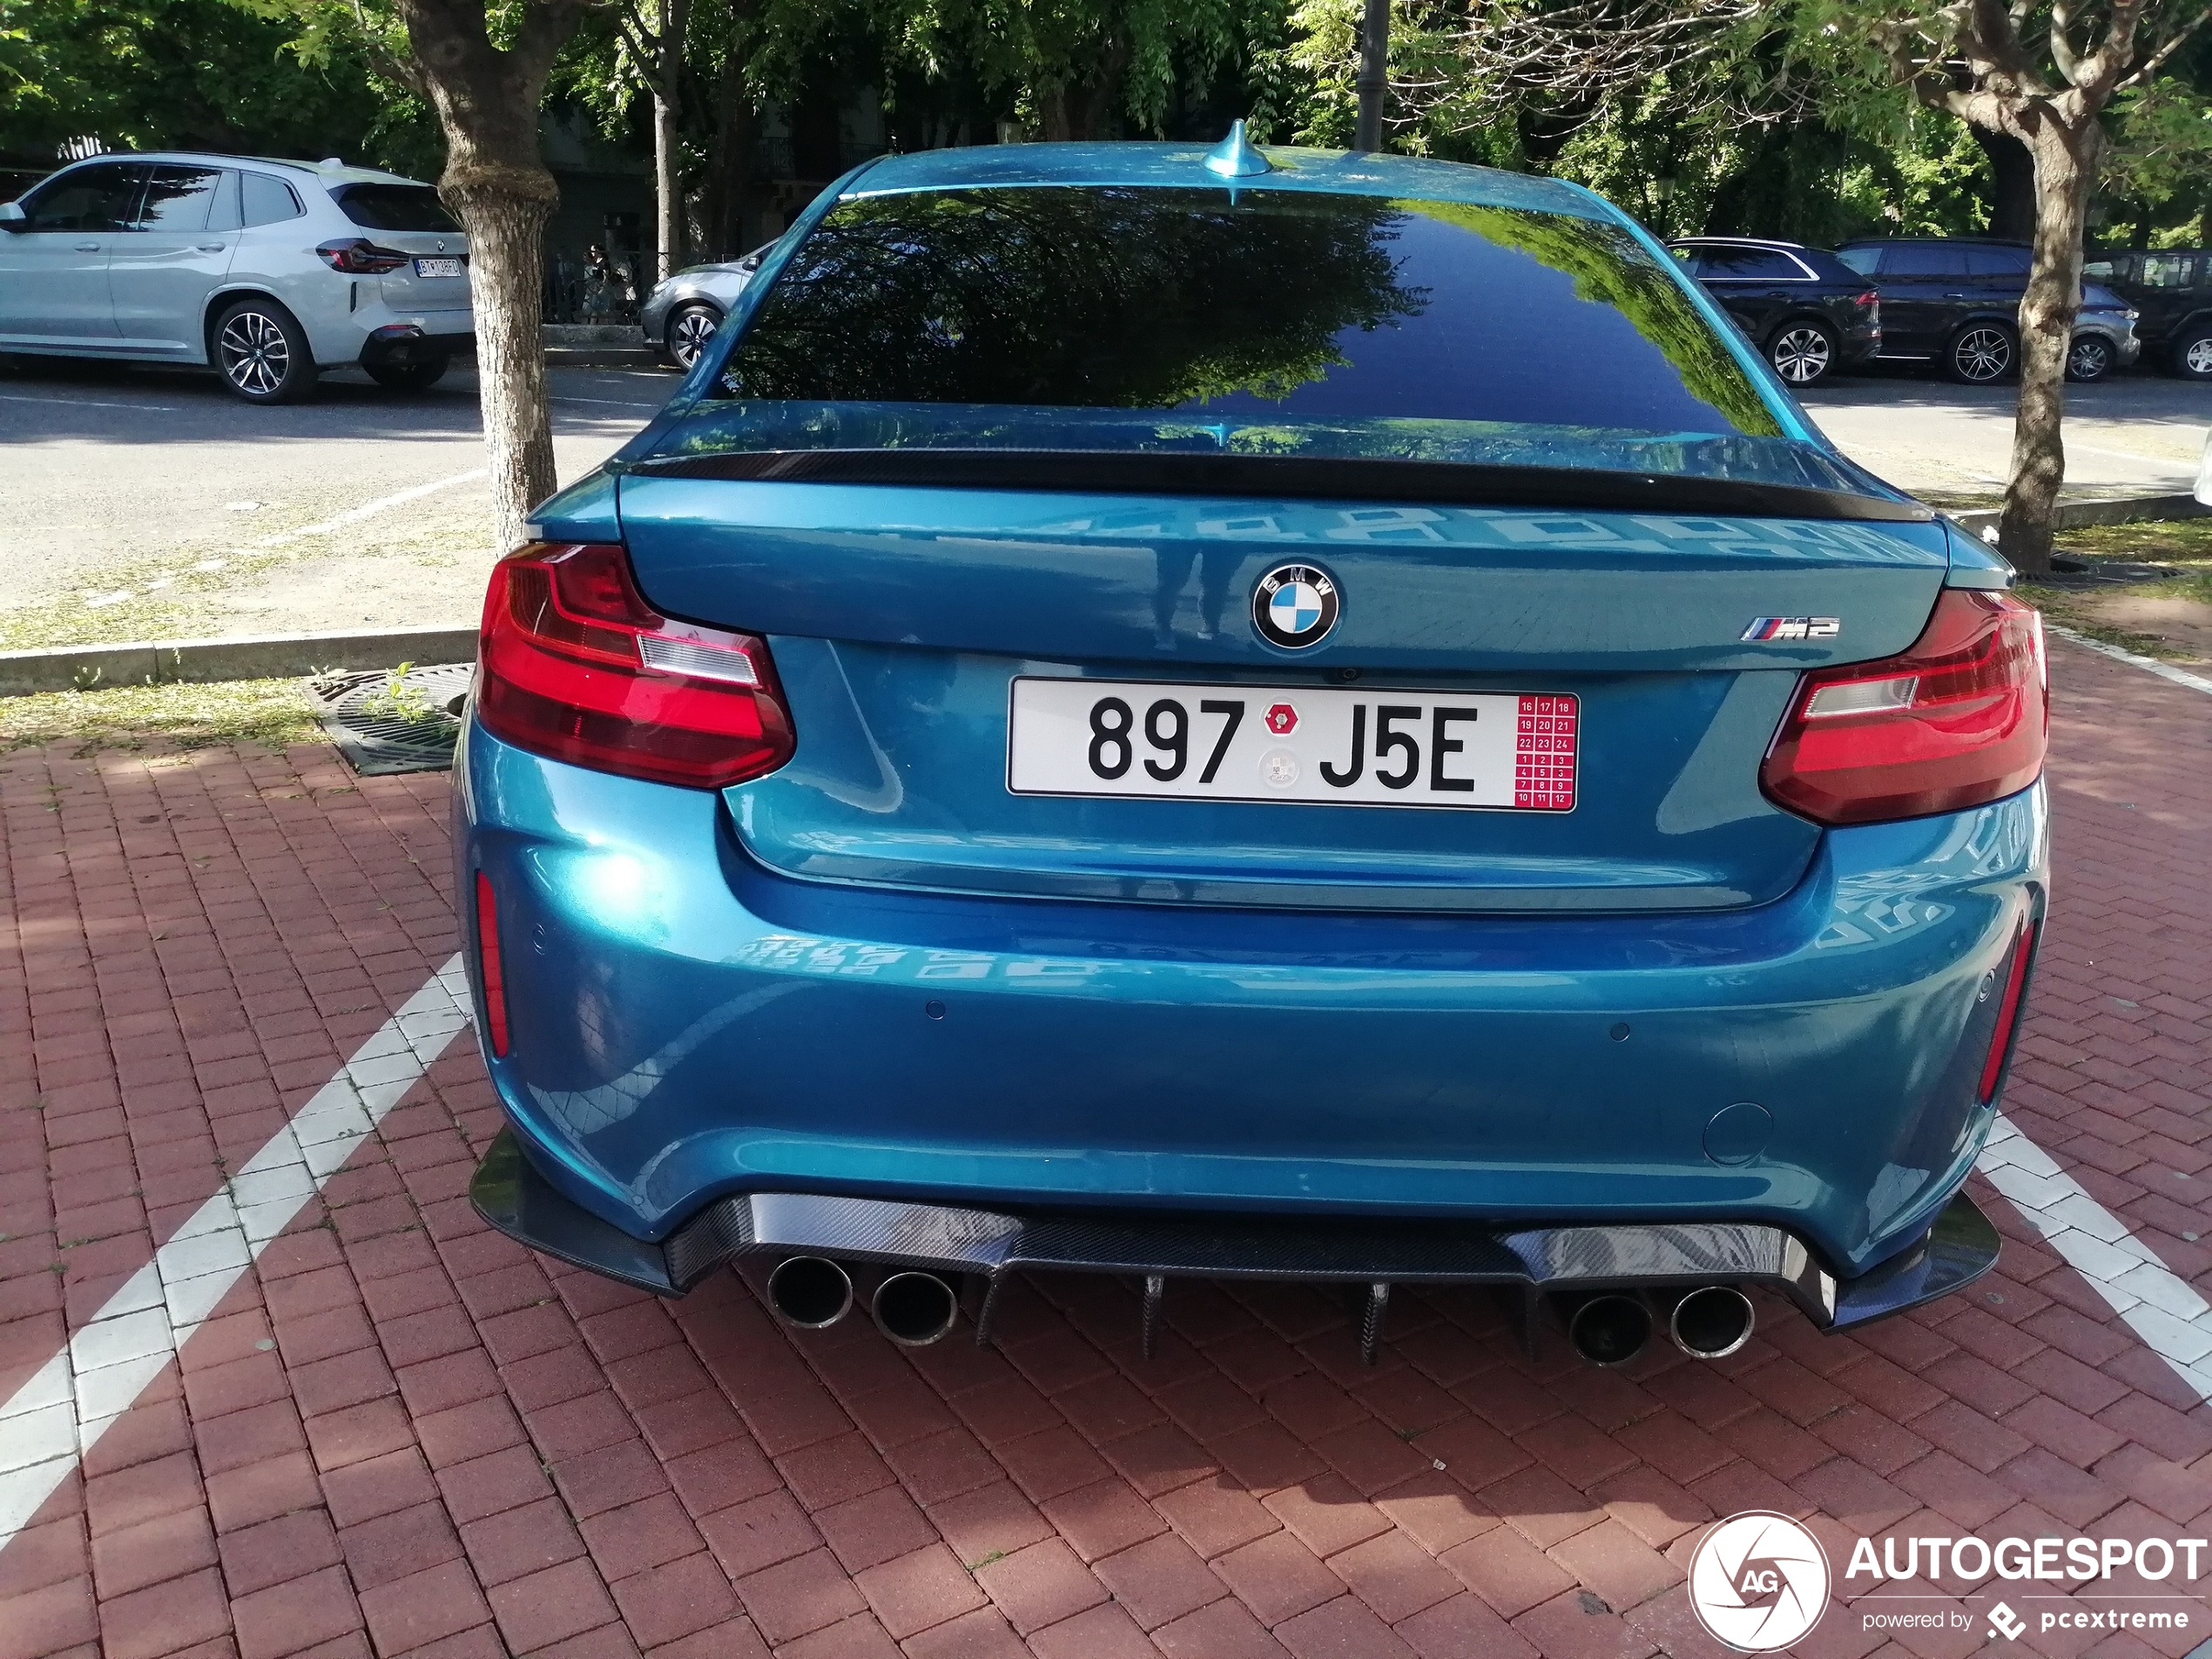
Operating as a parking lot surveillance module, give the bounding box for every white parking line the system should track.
[0,957,470,1550]
[2047,622,2212,698]
[1979,1116,2212,1401]
[0,393,185,414]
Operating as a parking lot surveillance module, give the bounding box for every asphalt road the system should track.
[0,351,2207,649]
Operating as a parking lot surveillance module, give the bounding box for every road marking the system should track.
[2048,623,2212,698]
[0,393,184,413]
[1979,1116,2212,1401]
[551,395,663,410]
[73,466,489,610]
[0,957,471,1550]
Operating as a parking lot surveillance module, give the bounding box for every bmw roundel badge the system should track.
[1251,564,1339,650]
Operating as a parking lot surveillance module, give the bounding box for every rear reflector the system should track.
[475,542,794,791]
[1761,588,2047,826]
[475,871,510,1058]
[1978,918,2037,1103]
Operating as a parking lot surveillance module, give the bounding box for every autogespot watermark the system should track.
[1687,1513,2207,1652]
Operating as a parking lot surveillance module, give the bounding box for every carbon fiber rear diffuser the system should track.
[469,1128,1999,1363]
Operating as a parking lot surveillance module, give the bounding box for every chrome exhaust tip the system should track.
[872,1271,960,1346]
[766,1256,853,1330]
[1670,1285,1755,1360]
[1567,1293,1652,1367]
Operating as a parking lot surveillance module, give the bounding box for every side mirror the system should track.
[0,202,25,231]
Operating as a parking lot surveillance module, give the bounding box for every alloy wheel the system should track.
[2187,337,2212,376]
[1952,327,2013,382]
[1770,327,1833,385]
[2067,338,2111,381]
[671,307,720,369]
[219,310,289,397]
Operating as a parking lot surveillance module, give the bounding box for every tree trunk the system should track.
[655,94,681,280]
[1353,0,1390,152]
[1998,120,2100,577]
[653,0,688,282]
[1973,126,2037,241]
[448,163,561,556]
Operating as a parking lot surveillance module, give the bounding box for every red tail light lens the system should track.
[316,238,411,274]
[476,542,794,790]
[475,871,510,1058]
[1761,588,2047,826]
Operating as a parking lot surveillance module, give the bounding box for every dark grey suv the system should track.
[1837,238,2141,383]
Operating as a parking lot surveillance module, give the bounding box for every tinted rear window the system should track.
[331,184,460,233]
[717,186,1783,452]
[1966,246,2031,278]
[1693,247,1806,280]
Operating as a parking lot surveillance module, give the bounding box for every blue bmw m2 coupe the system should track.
[460,133,2047,1368]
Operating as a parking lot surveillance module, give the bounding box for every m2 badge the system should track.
[1741,617,1841,642]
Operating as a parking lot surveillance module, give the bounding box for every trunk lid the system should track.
[616,471,1950,912]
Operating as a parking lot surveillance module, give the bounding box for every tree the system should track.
[1403,1,2212,574]
[243,0,594,551]
[609,0,689,280]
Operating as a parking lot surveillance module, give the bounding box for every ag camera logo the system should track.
[1688,1512,1831,1652]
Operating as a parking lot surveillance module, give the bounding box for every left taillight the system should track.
[475,542,795,791]
[1760,587,2047,826]
[316,238,410,274]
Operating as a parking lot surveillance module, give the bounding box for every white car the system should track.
[0,152,472,402]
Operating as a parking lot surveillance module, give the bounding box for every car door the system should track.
[1868,243,1963,355]
[2133,252,2197,347]
[107,163,236,356]
[1964,246,2031,331]
[0,160,142,346]
[1692,246,1804,343]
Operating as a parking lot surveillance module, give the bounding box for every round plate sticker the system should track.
[1251,564,1339,650]
[1686,1512,1829,1652]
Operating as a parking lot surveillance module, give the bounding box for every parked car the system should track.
[461,137,2045,1370]
[2067,283,2145,382]
[2080,248,2212,379]
[641,246,766,369]
[1666,237,1881,385]
[0,152,470,402]
[1835,237,2141,383]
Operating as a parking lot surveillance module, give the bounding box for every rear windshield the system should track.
[696,185,1833,485]
[331,183,460,233]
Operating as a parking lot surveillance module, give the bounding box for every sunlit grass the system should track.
[0,678,325,753]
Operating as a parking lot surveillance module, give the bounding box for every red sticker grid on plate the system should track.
[1514,694,1578,812]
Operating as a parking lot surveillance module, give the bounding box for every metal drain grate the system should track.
[308,662,473,776]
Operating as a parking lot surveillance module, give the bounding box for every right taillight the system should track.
[1760,588,2047,826]
[476,542,795,790]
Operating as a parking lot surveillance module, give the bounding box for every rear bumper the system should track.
[469,1123,2001,1339]
[457,721,2047,1281]
[359,321,473,368]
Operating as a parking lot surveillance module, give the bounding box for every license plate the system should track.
[1008,678,1579,812]
[413,256,464,278]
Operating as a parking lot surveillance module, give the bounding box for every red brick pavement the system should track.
[1,636,2209,1659]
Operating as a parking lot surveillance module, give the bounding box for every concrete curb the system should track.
[1949,491,2209,536]
[0,624,475,698]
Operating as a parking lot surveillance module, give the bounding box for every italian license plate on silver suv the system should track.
[1007,678,1579,811]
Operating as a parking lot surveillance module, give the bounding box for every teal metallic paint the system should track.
[460,720,2046,1280]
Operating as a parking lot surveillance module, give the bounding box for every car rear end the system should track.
[457,147,2047,1356]
[299,172,472,371]
[1802,246,1883,367]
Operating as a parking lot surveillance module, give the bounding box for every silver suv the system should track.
[0,152,472,402]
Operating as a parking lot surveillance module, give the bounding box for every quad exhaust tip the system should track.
[873,1271,960,1346]
[766,1256,853,1329]
[1670,1285,1756,1359]
[1567,1293,1651,1367]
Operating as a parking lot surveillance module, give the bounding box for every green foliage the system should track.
[0,0,427,161]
